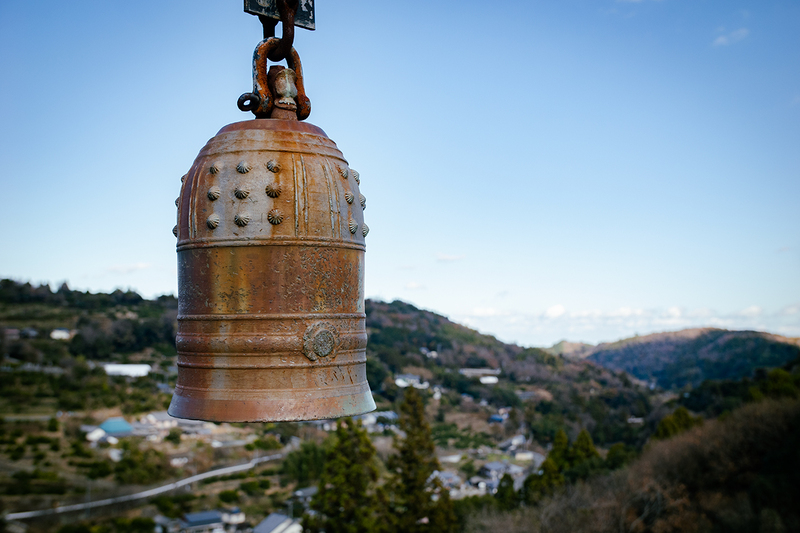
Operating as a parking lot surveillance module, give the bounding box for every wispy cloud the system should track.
[544,304,566,319]
[713,28,749,47]
[739,305,762,317]
[106,262,152,274]
[405,281,425,290]
[436,253,465,262]
[452,303,800,347]
[471,307,507,317]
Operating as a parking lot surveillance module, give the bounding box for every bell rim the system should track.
[167,385,376,423]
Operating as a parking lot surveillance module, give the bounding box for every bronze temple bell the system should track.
[169,2,375,422]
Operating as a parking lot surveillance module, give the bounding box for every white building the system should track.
[103,363,151,377]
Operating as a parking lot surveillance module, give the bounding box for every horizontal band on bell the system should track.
[176,337,366,355]
[177,237,366,252]
[173,380,368,396]
[175,352,365,369]
[177,312,366,321]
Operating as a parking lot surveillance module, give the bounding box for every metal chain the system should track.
[266,0,298,61]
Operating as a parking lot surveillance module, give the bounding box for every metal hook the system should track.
[238,37,310,120]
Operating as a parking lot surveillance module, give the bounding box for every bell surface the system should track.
[169,119,375,422]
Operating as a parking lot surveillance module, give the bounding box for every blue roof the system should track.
[99,417,133,435]
[255,513,293,533]
[182,510,223,527]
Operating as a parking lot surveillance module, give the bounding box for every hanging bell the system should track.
[168,37,375,422]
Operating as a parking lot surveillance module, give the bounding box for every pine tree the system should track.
[549,428,570,469]
[303,418,385,533]
[387,388,457,533]
[568,429,600,466]
[521,457,563,505]
[495,473,518,511]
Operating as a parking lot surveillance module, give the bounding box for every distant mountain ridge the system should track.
[563,328,800,389]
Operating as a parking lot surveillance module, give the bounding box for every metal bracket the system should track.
[244,0,315,30]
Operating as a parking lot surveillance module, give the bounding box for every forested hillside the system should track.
[581,328,800,389]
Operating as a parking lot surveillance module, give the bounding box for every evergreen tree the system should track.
[654,406,703,439]
[549,428,569,469]
[387,388,457,533]
[495,473,518,511]
[521,458,563,505]
[568,429,600,466]
[605,442,631,470]
[304,418,385,533]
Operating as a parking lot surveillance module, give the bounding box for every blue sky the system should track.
[1,1,798,346]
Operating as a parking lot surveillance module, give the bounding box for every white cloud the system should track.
[405,281,425,290]
[739,305,762,317]
[544,304,566,319]
[106,262,152,274]
[450,302,800,347]
[471,307,506,317]
[713,28,749,47]
[436,253,465,262]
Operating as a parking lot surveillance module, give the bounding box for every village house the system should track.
[253,513,301,533]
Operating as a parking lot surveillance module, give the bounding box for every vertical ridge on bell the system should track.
[300,154,309,234]
[292,154,300,237]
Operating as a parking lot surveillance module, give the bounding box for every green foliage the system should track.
[253,436,282,450]
[459,459,477,478]
[200,471,249,485]
[431,423,493,449]
[568,429,600,465]
[114,440,172,485]
[387,388,457,533]
[304,418,385,533]
[239,480,262,496]
[75,460,113,479]
[165,428,181,445]
[560,429,605,482]
[654,406,703,440]
[681,358,800,417]
[56,517,156,533]
[487,385,521,408]
[549,429,569,470]
[516,347,562,368]
[527,412,564,444]
[452,495,497,531]
[521,458,564,505]
[47,417,59,432]
[56,526,91,533]
[151,494,196,518]
[591,329,800,389]
[494,473,518,511]
[218,489,239,503]
[280,440,325,486]
[365,357,389,390]
[7,469,66,495]
[605,442,635,470]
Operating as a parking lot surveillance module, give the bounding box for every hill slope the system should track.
[582,328,800,389]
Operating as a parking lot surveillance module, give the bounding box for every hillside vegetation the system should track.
[579,328,800,389]
[465,397,800,533]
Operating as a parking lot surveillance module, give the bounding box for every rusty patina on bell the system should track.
[169,116,374,422]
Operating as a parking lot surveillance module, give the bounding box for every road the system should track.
[4,453,283,521]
